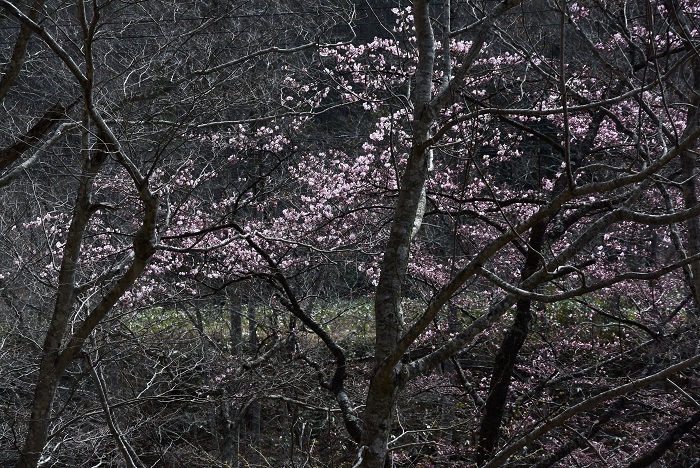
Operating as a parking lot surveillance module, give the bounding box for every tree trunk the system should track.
[680,97,700,308]
[17,368,60,468]
[358,367,403,468]
[359,140,429,465]
[247,306,258,352]
[230,299,243,356]
[247,400,261,463]
[475,300,532,465]
[219,392,237,467]
[439,308,460,444]
[358,0,435,463]
[17,120,158,466]
[476,221,547,464]
[86,355,144,468]
[358,1,525,465]
[18,130,105,468]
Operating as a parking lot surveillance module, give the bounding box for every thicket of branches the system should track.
[1,0,700,467]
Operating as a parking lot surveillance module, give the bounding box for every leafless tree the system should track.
[0,1,352,466]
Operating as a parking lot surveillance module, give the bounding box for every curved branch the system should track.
[0,101,72,171]
[477,253,700,305]
[483,354,700,467]
[0,0,46,101]
[0,0,87,85]
[231,223,362,442]
[0,122,79,189]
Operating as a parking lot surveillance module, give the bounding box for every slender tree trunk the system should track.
[0,0,46,102]
[288,401,297,465]
[476,221,547,465]
[18,126,105,467]
[86,355,144,468]
[17,121,158,466]
[358,1,523,465]
[439,308,460,444]
[230,299,243,356]
[246,310,260,462]
[473,49,608,462]
[475,300,532,465]
[247,400,261,462]
[17,369,60,468]
[247,306,258,352]
[219,392,237,467]
[359,0,435,462]
[680,92,700,308]
[359,142,428,466]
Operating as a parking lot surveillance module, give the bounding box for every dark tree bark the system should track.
[247,305,258,351]
[18,131,110,468]
[475,300,533,464]
[628,409,700,468]
[17,131,158,467]
[475,220,547,465]
[219,393,238,467]
[679,67,700,308]
[247,400,261,461]
[0,0,46,101]
[6,6,162,458]
[0,102,69,171]
[357,1,525,466]
[230,298,243,356]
